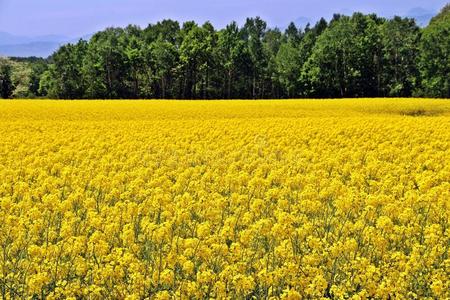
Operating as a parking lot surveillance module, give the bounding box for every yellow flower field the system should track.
[0,99,449,299]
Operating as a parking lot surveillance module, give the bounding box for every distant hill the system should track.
[0,41,62,58]
[405,7,435,27]
[294,16,312,28]
[0,32,92,58]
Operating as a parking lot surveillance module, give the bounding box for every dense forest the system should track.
[1,5,449,99]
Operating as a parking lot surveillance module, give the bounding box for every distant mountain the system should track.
[0,32,92,58]
[0,32,32,45]
[0,32,69,46]
[293,17,312,29]
[277,16,312,32]
[72,33,94,43]
[405,7,435,27]
[0,41,62,58]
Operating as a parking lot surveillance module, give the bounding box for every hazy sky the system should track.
[0,0,448,37]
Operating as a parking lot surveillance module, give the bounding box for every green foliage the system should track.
[179,23,216,99]
[217,22,249,98]
[7,57,48,98]
[302,14,385,97]
[276,42,300,97]
[10,60,32,98]
[0,58,15,99]
[40,41,88,98]
[242,17,268,98]
[2,4,450,99]
[29,60,48,97]
[82,29,127,98]
[419,5,450,98]
[381,17,420,97]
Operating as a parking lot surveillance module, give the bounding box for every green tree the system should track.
[217,22,252,98]
[381,17,420,96]
[263,28,283,98]
[419,5,450,97]
[121,25,145,98]
[10,60,32,98]
[352,13,384,97]
[147,37,179,98]
[179,22,215,99]
[39,40,87,98]
[0,58,15,99]
[276,41,301,97]
[298,19,328,96]
[302,16,355,97]
[242,17,268,98]
[82,28,128,98]
[198,22,218,99]
[29,60,48,97]
[285,22,301,44]
[302,14,382,97]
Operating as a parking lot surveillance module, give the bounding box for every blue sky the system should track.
[0,0,448,37]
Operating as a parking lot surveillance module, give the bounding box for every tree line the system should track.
[1,5,449,99]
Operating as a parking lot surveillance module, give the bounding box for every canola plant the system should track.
[0,99,449,299]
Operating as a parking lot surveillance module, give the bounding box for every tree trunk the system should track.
[227,69,232,99]
[253,72,256,99]
[161,76,166,99]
